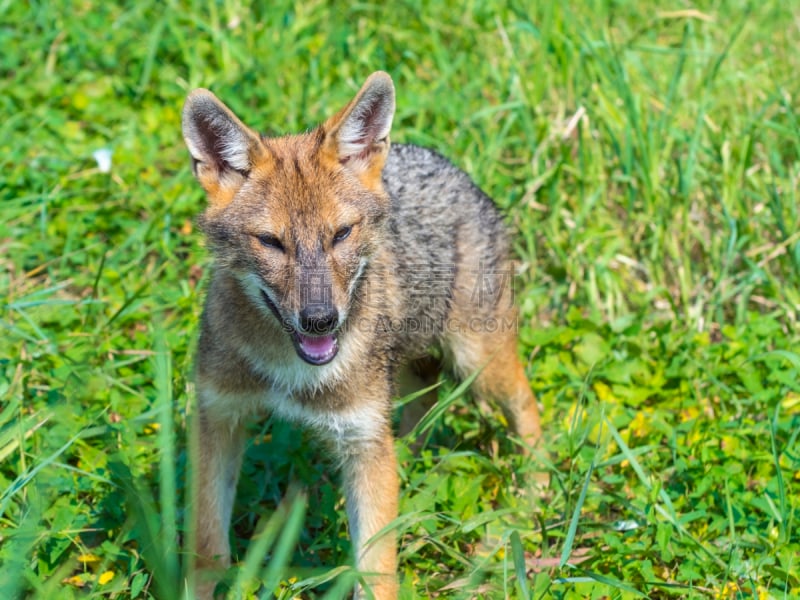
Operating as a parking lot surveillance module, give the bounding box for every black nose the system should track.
[299,306,339,334]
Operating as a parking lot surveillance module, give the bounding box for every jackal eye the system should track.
[257,234,284,252]
[333,226,352,245]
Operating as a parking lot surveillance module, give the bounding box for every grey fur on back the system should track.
[376,143,513,358]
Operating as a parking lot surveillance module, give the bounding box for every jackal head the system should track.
[182,73,395,366]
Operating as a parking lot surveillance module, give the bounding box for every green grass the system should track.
[1,1,799,598]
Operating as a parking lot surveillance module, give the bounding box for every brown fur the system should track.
[182,72,543,599]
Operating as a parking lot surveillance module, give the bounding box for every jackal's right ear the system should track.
[322,72,395,189]
[182,89,265,205]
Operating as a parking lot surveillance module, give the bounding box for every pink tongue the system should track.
[297,334,336,358]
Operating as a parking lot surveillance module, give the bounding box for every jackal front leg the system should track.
[190,407,246,599]
[339,429,399,600]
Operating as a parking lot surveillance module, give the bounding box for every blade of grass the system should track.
[228,487,307,599]
[406,367,482,440]
[769,402,788,542]
[510,530,530,598]
[155,332,180,595]
[558,455,593,568]
[0,430,81,519]
[109,459,180,600]
[258,489,308,595]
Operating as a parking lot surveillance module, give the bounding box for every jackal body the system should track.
[182,72,542,599]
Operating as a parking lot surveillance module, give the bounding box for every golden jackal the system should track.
[182,72,542,599]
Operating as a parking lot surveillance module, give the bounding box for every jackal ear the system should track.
[323,72,395,183]
[182,89,264,201]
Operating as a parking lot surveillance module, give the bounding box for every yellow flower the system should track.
[594,381,616,403]
[627,411,648,437]
[780,391,800,414]
[679,405,700,422]
[64,574,89,588]
[98,571,115,585]
[714,581,739,599]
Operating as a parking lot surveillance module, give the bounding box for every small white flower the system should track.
[93,148,113,173]
[613,520,640,531]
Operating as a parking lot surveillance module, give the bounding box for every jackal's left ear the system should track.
[323,72,395,183]
[182,89,265,206]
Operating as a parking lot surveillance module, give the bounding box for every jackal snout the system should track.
[288,255,351,332]
[298,304,339,335]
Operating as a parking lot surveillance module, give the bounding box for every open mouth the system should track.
[291,332,339,365]
[261,290,339,366]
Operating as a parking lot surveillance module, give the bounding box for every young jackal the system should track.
[182,72,542,599]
